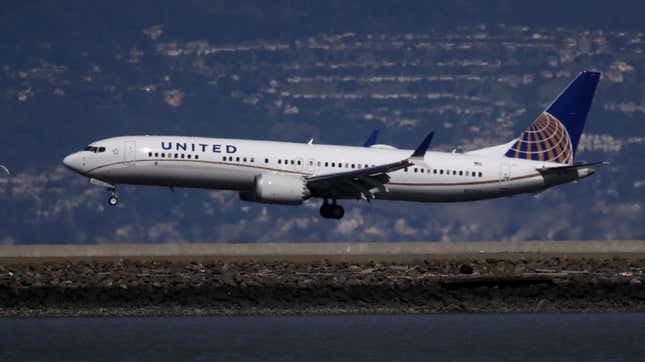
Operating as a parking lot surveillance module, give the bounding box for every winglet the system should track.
[363,128,380,147]
[410,131,434,160]
[0,165,9,176]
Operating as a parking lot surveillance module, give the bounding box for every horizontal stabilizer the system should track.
[537,161,608,175]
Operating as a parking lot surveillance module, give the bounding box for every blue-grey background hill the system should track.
[0,1,644,243]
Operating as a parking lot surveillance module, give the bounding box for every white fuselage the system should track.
[62,135,581,203]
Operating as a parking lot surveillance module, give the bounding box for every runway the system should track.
[2,240,645,262]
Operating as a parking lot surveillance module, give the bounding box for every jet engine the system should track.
[239,173,311,205]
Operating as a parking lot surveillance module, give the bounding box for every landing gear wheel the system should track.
[320,204,332,218]
[108,195,118,206]
[320,200,344,219]
[330,205,344,219]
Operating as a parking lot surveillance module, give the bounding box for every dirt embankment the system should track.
[1,256,644,317]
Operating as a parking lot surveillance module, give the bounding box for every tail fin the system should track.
[504,71,600,164]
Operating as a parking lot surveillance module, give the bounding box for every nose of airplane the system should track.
[63,153,80,172]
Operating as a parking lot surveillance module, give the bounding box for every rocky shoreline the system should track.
[1,256,644,317]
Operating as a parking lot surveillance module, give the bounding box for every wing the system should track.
[306,132,434,200]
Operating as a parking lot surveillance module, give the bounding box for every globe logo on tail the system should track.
[504,112,573,165]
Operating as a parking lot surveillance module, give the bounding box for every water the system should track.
[1,314,643,361]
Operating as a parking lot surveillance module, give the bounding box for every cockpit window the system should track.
[83,146,105,153]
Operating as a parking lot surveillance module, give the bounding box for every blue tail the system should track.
[505,71,600,164]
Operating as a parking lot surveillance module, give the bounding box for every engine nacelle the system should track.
[239,173,310,205]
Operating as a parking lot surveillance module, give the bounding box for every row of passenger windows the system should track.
[147,152,484,177]
[148,152,200,160]
[223,156,255,163]
[221,157,376,169]
[404,167,483,178]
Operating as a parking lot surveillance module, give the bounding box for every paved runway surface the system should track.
[1,241,645,262]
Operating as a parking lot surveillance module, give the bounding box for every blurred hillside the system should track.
[0,1,644,243]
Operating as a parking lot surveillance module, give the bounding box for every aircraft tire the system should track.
[331,205,344,219]
[108,195,119,206]
[320,204,332,218]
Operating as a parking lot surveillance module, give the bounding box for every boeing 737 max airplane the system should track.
[63,71,605,219]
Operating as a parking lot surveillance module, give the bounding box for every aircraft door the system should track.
[125,141,136,165]
[500,162,511,183]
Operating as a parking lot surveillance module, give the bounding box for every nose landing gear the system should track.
[320,198,344,219]
[107,189,118,206]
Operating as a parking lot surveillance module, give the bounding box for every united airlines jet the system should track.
[63,71,605,219]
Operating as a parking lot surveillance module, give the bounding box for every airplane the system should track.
[63,71,606,219]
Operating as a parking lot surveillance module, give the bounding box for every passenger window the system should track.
[195,155,199,160]
[161,153,165,158]
[414,168,418,173]
[155,153,159,157]
[297,160,301,165]
[421,169,425,173]
[236,157,240,162]
[290,160,294,165]
[278,160,282,164]
[265,158,269,164]
[459,171,463,176]
[181,154,185,159]
[317,161,321,167]
[479,172,483,177]
[466,171,469,176]
[473,172,477,178]
[331,162,335,167]
[325,162,329,167]
[243,157,247,162]
[187,155,192,159]
[250,158,254,163]
[439,169,443,175]
[338,163,342,168]
[148,152,152,157]
[99,147,106,152]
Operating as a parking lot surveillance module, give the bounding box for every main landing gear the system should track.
[320,198,344,219]
[107,188,118,206]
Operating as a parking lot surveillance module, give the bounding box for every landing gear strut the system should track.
[107,188,118,206]
[320,198,344,219]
